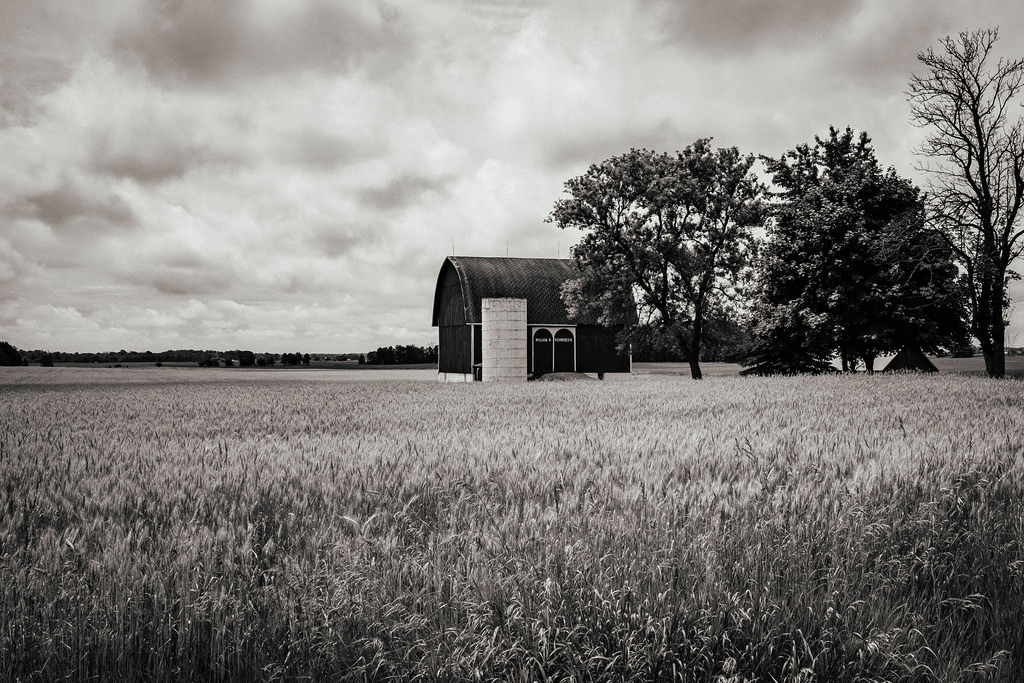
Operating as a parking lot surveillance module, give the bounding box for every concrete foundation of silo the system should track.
[481,298,527,382]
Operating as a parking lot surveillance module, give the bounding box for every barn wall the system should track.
[438,325,471,374]
[436,263,467,327]
[481,298,527,382]
[473,324,482,369]
[576,325,631,373]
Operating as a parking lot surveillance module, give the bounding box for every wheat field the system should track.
[1,369,1022,681]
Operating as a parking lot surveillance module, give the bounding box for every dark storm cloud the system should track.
[358,174,452,211]
[113,0,413,85]
[91,135,195,183]
[142,267,233,296]
[643,0,963,95]
[825,5,961,91]
[115,245,235,296]
[0,0,85,125]
[0,52,73,125]
[646,0,863,54]
[87,114,252,183]
[312,226,363,259]
[26,180,135,229]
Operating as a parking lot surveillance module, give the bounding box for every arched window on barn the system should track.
[553,328,575,372]
[533,328,553,375]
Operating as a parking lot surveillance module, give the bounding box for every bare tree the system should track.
[908,28,1024,378]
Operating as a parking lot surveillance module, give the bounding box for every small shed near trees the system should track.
[432,256,631,382]
[882,346,939,373]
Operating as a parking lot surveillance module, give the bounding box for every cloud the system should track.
[541,119,691,173]
[358,174,453,211]
[0,52,73,126]
[276,128,370,170]
[112,0,413,85]
[113,244,236,297]
[645,0,863,54]
[26,178,135,229]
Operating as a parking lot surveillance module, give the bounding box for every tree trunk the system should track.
[980,333,997,376]
[863,354,875,374]
[670,326,704,380]
[990,333,1006,377]
[679,332,703,379]
[986,277,1007,378]
[684,311,704,380]
[688,357,703,380]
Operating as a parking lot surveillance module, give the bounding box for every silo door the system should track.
[553,328,575,372]
[533,328,553,375]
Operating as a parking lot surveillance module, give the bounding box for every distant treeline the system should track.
[364,345,438,365]
[0,341,437,367]
[2,339,1009,368]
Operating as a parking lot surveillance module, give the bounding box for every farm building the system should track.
[882,346,938,373]
[432,256,631,382]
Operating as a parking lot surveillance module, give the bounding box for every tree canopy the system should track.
[0,341,23,367]
[549,141,766,379]
[744,127,967,374]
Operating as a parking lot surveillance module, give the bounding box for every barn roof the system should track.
[882,346,938,373]
[432,256,600,326]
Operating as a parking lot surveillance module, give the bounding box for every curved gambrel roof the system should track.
[432,256,599,326]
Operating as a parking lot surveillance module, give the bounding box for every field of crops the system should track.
[1,368,1022,681]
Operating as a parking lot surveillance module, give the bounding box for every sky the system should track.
[2,0,1024,354]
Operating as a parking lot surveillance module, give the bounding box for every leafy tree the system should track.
[745,127,967,374]
[549,141,767,379]
[908,29,1024,378]
[0,341,23,366]
[869,211,970,360]
[699,309,756,362]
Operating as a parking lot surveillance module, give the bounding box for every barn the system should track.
[432,256,632,382]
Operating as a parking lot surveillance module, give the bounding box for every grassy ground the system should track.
[0,371,1022,681]
[928,356,1024,377]
[22,353,1024,382]
[629,357,1024,379]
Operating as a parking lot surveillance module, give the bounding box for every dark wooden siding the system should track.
[473,325,482,368]
[533,328,553,374]
[436,263,467,327]
[576,325,630,373]
[439,325,471,374]
[527,327,532,371]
